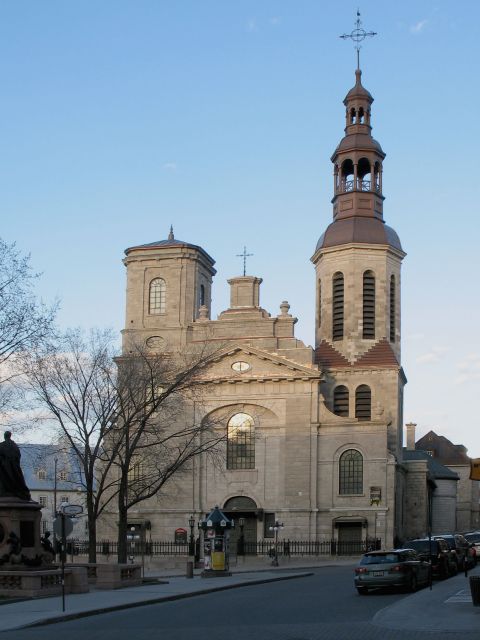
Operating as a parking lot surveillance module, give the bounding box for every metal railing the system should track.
[66,538,380,557]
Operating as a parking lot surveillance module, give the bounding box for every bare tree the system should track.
[21,328,120,563]
[108,342,225,563]
[23,329,225,564]
[0,238,56,424]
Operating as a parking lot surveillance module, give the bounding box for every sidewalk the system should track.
[0,559,479,633]
[373,565,480,633]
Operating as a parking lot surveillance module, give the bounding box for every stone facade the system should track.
[99,68,419,549]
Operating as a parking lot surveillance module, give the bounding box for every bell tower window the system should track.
[357,157,371,191]
[355,385,371,421]
[362,270,375,339]
[332,272,344,341]
[200,284,205,307]
[333,385,349,417]
[149,278,166,314]
[340,159,354,193]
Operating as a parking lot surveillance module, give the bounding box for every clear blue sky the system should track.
[2,1,479,455]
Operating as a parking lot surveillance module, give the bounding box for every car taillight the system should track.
[355,567,367,574]
[389,565,406,573]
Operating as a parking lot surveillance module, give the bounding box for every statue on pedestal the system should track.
[0,431,31,501]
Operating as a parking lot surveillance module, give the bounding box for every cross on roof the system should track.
[236,246,253,276]
[339,10,377,70]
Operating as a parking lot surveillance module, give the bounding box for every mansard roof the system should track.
[415,431,471,464]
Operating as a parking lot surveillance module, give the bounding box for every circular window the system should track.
[231,361,251,373]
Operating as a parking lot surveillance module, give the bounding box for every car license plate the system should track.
[372,571,384,576]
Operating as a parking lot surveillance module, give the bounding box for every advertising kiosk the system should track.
[199,506,234,578]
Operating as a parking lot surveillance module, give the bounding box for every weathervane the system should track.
[236,246,253,276]
[339,10,377,70]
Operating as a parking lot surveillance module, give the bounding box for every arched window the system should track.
[332,272,344,341]
[149,278,166,314]
[357,157,371,191]
[200,284,205,307]
[333,385,349,417]
[390,275,396,342]
[341,159,354,192]
[227,413,255,470]
[355,385,371,421]
[339,450,363,495]
[362,270,375,339]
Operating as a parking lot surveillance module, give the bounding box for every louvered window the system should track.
[362,270,375,339]
[333,386,349,417]
[149,278,166,314]
[390,275,395,342]
[332,272,344,341]
[355,385,371,421]
[339,449,363,495]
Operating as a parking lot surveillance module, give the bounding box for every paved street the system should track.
[3,566,479,640]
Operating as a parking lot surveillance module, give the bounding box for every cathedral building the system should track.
[105,66,411,549]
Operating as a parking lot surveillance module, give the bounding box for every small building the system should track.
[20,444,88,538]
[415,429,480,532]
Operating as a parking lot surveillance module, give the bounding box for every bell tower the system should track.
[311,67,405,365]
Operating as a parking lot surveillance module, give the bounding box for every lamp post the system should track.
[269,520,284,567]
[238,517,245,556]
[188,515,195,556]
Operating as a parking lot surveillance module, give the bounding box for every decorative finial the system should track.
[168,225,174,241]
[236,246,253,277]
[339,10,377,71]
[279,301,292,318]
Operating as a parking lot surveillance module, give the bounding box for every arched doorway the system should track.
[223,496,259,553]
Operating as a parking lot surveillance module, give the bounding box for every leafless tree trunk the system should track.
[21,328,121,563]
[108,342,225,564]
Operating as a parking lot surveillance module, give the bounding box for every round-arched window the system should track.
[227,413,255,470]
[339,449,363,495]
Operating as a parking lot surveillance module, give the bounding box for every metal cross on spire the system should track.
[339,10,377,71]
[236,246,253,276]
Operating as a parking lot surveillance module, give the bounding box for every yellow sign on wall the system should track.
[470,459,480,481]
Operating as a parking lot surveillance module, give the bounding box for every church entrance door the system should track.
[337,522,363,555]
[223,496,258,554]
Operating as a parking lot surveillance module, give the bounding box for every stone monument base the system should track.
[0,497,44,566]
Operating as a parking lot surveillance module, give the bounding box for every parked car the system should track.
[464,532,480,563]
[354,549,430,594]
[403,538,456,578]
[434,534,476,570]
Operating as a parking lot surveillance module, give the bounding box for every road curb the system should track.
[14,572,313,631]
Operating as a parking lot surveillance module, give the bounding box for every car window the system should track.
[360,553,399,565]
[465,533,480,544]
[405,541,429,553]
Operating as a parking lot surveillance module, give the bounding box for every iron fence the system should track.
[66,538,380,557]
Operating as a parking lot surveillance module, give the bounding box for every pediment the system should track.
[200,344,322,383]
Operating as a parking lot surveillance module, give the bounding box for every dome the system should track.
[333,133,385,157]
[343,69,373,104]
[125,227,215,264]
[315,217,403,252]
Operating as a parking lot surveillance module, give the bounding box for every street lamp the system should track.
[269,520,284,567]
[188,515,195,556]
[238,517,245,556]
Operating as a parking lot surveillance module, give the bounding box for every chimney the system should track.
[405,423,417,450]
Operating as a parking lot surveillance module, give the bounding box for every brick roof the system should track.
[314,341,350,368]
[354,339,399,367]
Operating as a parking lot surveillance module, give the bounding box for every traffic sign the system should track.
[61,504,83,516]
[53,516,73,537]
